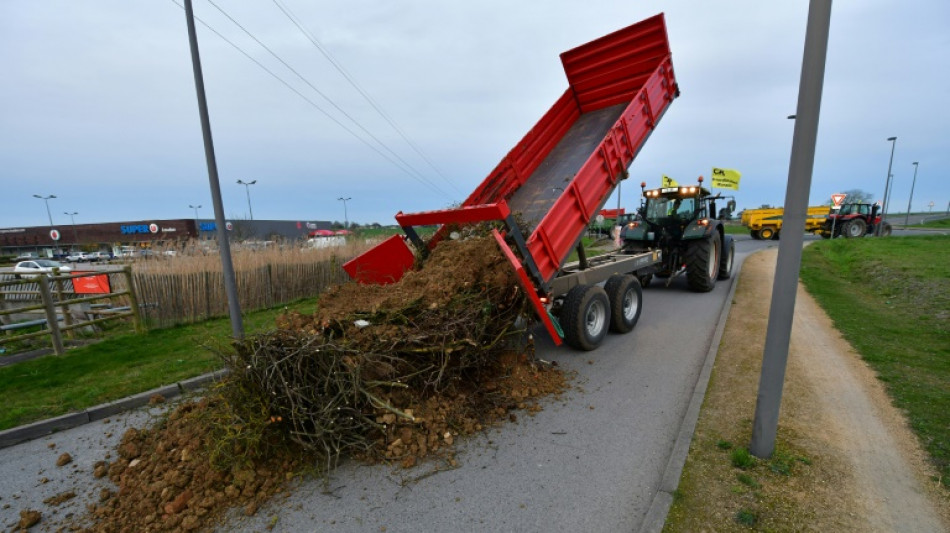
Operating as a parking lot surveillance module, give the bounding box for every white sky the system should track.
[2,0,948,229]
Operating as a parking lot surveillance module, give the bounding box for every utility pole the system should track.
[237,179,257,220]
[878,137,897,235]
[33,194,56,226]
[64,211,79,247]
[338,197,352,229]
[750,0,832,459]
[904,162,918,226]
[184,0,244,340]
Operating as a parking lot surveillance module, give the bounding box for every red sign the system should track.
[72,271,111,294]
[831,194,847,208]
[50,229,61,241]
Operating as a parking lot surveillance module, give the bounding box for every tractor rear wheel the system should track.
[758,227,775,240]
[561,284,610,351]
[685,231,721,292]
[718,235,735,280]
[844,218,867,238]
[605,275,642,333]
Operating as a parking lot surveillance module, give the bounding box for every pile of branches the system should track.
[219,235,532,468]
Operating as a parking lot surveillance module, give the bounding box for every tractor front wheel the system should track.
[685,231,721,292]
[605,275,642,333]
[561,284,610,351]
[718,235,735,280]
[880,222,892,236]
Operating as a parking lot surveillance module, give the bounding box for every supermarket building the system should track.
[1,218,332,258]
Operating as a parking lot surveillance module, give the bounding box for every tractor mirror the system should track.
[727,200,737,213]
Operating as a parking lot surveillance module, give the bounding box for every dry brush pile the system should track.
[79,233,567,532]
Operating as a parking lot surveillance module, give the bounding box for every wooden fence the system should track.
[131,258,350,328]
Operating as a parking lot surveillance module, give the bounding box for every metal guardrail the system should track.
[0,267,143,356]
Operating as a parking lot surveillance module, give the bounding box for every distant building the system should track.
[1,218,332,258]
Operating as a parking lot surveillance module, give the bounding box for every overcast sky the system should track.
[2,0,947,229]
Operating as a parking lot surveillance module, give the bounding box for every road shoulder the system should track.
[664,248,950,531]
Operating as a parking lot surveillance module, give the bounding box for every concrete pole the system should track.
[750,0,832,458]
[904,162,918,226]
[877,138,897,235]
[184,0,244,340]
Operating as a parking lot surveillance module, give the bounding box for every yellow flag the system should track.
[711,168,741,190]
[661,175,678,187]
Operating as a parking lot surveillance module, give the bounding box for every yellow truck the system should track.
[740,206,831,239]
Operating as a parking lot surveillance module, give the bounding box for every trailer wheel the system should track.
[750,229,761,240]
[758,227,775,240]
[844,219,867,238]
[605,275,642,333]
[718,235,735,280]
[561,284,610,351]
[684,231,721,293]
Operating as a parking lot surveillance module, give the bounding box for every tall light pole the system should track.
[189,204,202,239]
[237,179,256,220]
[904,162,919,226]
[338,197,351,229]
[878,136,897,235]
[33,194,56,226]
[64,211,79,246]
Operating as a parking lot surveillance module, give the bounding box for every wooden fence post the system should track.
[122,266,145,333]
[38,276,65,355]
[52,270,74,338]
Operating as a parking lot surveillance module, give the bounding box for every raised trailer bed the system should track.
[345,14,679,350]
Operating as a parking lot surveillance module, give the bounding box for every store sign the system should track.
[200,222,216,231]
[121,224,152,235]
[50,229,61,241]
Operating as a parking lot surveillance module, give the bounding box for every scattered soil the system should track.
[667,249,950,532]
[40,235,568,532]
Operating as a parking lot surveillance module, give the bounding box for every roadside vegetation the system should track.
[799,235,950,486]
[666,235,949,532]
[0,298,317,431]
[912,217,950,229]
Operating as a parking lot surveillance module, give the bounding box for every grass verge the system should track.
[0,298,319,431]
[798,235,950,486]
[912,217,950,229]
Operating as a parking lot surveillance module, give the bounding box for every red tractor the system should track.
[819,203,892,238]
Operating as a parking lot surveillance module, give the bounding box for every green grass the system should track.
[722,223,747,235]
[800,235,950,486]
[912,217,950,229]
[0,298,320,431]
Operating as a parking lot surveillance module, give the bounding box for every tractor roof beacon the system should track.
[619,177,736,292]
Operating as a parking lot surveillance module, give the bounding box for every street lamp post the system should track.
[236,179,256,220]
[878,137,897,236]
[337,197,352,229]
[904,162,919,226]
[64,211,79,247]
[33,194,57,226]
[189,204,202,238]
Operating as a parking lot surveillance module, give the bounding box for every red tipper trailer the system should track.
[344,13,679,350]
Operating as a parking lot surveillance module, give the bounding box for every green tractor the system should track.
[620,178,735,292]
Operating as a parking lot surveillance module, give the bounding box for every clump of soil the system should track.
[77,234,568,532]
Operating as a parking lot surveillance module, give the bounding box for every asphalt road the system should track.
[0,235,814,532]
